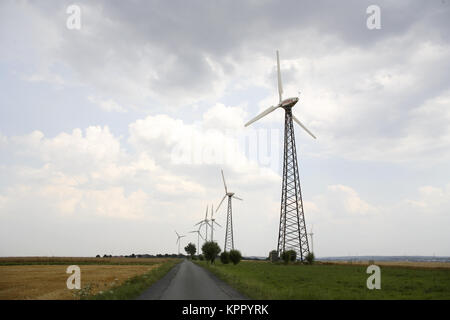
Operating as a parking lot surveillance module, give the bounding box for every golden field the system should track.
[0,256,171,265]
[0,264,161,300]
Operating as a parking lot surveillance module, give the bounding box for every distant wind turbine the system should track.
[210,203,222,242]
[189,226,204,254]
[175,230,186,255]
[194,205,211,242]
[216,169,243,251]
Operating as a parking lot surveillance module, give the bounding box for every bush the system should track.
[201,241,221,264]
[228,250,242,265]
[198,254,204,261]
[268,250,278,262]
[184,242,196,258]
[220,252,230,264]
[305,252,315,265]
[281,250,297,264]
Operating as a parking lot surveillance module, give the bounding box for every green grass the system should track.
[86,259,181,300]
[196,261,450,300]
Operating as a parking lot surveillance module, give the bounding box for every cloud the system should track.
[87,96,127,113]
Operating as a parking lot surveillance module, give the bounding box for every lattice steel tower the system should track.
[224,196,234,251]
[277,106,309,260]
[216,169,243,252]
[244,50,316,261]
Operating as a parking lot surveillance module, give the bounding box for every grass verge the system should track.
[195,260,450,300]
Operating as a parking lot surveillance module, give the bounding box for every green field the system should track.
[196,260,450,299]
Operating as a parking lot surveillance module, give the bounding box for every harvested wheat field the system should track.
[0,264,160,300]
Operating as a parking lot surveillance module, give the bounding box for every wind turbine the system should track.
[244,50,315,261]
[309,224,314,254]
[210,204,222,242]
[175,230,186,255]
[189,226,204,255]
[216,169,243,252]
[194,205,211,242]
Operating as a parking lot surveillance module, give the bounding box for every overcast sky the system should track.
[1,0,449,257]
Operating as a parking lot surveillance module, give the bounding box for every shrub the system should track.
[305,252,315,265]
[201,241,221,264]
[268,250,278,262]
[282,250,297,264]
[198,254,204,261]
[220,252,230,264]
[229,250,242,265]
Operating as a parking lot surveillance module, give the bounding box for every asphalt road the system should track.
[137,259,247,300]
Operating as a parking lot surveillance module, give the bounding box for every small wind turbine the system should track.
[175,230,186,255]
[189,226,204,254]
[216,169,243,251]
[210,203,222,242]
[194,205,211,242]
[309,225,314,254]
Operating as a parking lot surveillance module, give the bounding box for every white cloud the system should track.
[87,96,127,113]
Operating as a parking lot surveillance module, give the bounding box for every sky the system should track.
[0,0,449,257]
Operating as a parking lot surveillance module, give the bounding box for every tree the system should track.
[184,242,196,258]
[281,250,296,264]
[202,241,221,264]
[268,250,278,262]
[220,251,230,264]
[305,252,315,265]
[229,249,242,265]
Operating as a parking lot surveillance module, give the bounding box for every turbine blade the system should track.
[232,195,243,201]
[221,169,228,193]
[175,230,179,237]
[194,221,203,226]
[277,50,283,103]
[205,205,208,219]
[214,221,222,228]
[216,195,227,212]
[292,115,316,139]
[244,105,278,127]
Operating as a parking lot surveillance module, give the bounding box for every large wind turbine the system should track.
[216,169,243,252]
[209,204,222,242]
[245,50,315,261]
[194,205,211,242]
[175,230,186,255]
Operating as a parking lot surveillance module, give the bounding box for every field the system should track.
[0,257,180,300]
[197,260,450,299]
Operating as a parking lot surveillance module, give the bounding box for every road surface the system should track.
[137,259,247,300]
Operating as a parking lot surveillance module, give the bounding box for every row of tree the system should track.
[184,241,242,265]
[269,249,315,264]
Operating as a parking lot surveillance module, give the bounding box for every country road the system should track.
[137,259,247,300]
